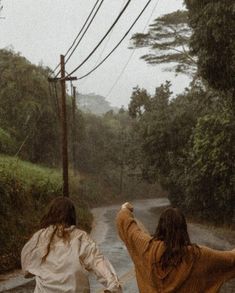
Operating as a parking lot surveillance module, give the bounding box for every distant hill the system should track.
[77,93,119,115]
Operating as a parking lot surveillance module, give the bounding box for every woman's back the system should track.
[139,239,235,292]
[22,226,91,292]
[21,197,122,293]
[116,204,235,293]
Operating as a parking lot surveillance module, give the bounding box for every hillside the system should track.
[77,93,119,115]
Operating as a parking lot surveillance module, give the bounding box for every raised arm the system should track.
[79,233,122,293]
[116,202,152,257]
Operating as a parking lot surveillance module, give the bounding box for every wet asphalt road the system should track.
[1,198,234,292]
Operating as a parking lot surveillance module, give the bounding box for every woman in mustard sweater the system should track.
[116,203,235,293]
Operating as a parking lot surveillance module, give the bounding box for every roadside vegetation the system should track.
[129,0,234,226]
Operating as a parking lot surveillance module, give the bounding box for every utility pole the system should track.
[60,55,69,197]
[119,128,125,194]
[48,55,77,197]
[72,86,77,175]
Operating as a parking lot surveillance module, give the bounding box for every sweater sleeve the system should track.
[116,208,152,257]
[200,246,235,282]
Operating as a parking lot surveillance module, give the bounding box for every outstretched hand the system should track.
[121,202,134,212]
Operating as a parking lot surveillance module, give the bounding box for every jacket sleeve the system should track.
[116,208,152,258]
[21,230,44,278]
[200,246,235,282]
[79,233,122,293]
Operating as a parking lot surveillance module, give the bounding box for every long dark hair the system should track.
[39,196,77,261]
[153,207,196,270]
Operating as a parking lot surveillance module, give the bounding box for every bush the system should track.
[0,128,16,154]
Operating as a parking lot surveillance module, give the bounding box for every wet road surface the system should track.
[1,198,234,292]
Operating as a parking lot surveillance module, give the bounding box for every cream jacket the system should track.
[21,225,122,293]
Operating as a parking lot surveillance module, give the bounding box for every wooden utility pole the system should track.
[60,55,69,197]
[72,86,77,175]
[48,55,77,197]
[119,129,125,194]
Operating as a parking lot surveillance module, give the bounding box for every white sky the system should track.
[0,0,190,107]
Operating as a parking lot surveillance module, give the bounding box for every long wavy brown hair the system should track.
[153,207,197,270]
[39,196,76,262]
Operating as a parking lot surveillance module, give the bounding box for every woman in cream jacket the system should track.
[22,196,122,293]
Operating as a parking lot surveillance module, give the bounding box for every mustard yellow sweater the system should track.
[116,208,235,293]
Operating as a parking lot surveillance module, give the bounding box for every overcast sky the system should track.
[0,0,189,107]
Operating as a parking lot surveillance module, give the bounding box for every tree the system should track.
[185,0,235,93]
[131,10,197,75]
[128,82,175,182]
[183,111,235,223]
[128,80,235,224]
[0,49,60,164]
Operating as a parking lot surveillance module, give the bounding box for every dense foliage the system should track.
[185,0,235,93]
[0,49,85,167]
[126,1,235,225]
[128,81,234,224]
[0,49,60,163]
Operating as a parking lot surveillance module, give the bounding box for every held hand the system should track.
[121,202,134,212]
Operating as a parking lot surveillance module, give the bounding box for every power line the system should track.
[64,0,132,80]
[64,0,100,58]
[105,0,160,98]
[80,0,126,88]
[93,0,127,66]
[54,0,105,77]
[63,0,105,68]
[106,50,135,98]
[76,0,153,81]
[78,0,126,88]
[53,0,101,74]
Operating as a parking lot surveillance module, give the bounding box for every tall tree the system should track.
[0,49,60,164]
[185,0,235,93]
[131,10,197,75]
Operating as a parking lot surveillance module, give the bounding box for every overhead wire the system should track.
[63,0,105,68]
[76,0,154,81]
[63,0,132,80]
[79,0,126,88]
[52,0,101,75]
[64,0,100,58]
[105,0,160,98]
[93,0,127,66]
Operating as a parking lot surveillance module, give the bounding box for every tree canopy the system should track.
[131,10,196,75]
[185,0,235,93]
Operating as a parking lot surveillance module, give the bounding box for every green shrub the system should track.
[0,128,16,154]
